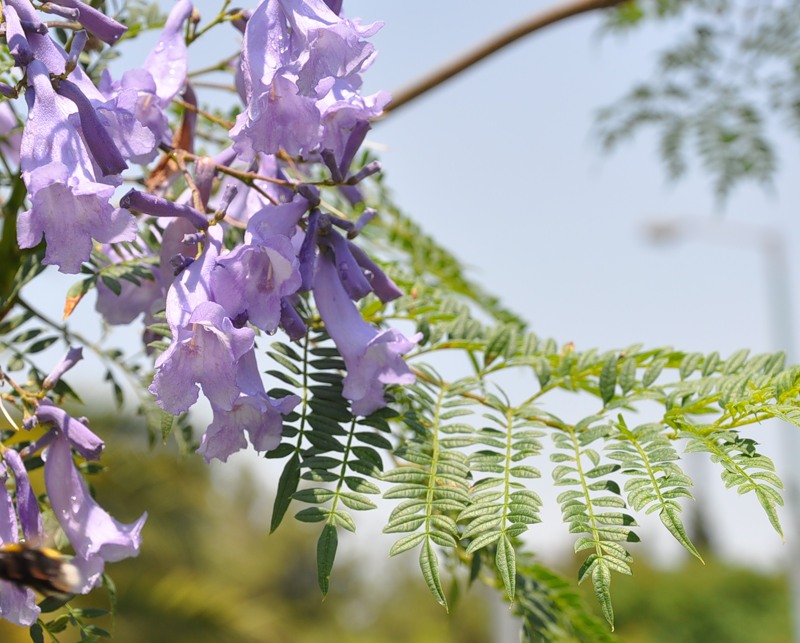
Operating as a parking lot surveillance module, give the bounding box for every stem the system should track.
[187,53,240,78]
[188,0,234,43]
[411,366,564,430]
[170,96,233,129]
[383,0,626,116]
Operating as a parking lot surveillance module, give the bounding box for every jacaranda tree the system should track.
[0,0,798,640]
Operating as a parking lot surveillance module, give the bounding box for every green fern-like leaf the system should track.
[452,398,544,601]
[606,417,702,561]
[513,557,618,642]
[684,429,784,538]
[382,371,475,609]
[553,424,638,628]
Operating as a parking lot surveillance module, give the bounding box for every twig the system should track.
[383,0,626,116]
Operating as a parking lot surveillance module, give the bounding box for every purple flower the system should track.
[211,233,301,331]
[2,5,33,66]
[318,84,389,169]
[17,61,136,273]
[42,346,83,390]
[320,226,372,300]
[162,225,221,331]
[0,463,38,626]
[3,450,43,542]
[44,431,146,591]
[121,189,209,230]
[45,0,127,44]
[280,297,308,340]
[158,216,200,279]
[247,196,311,239]
[101,68,171,154]
[150,301,255,414]
[313,250,419,416]
[197,351,300,462]
[231,0,387,162]
[143,0,193,105]
[232,73,320,159]
[93,86,159,165]
[346,240,402,303]
[200,393,300,462]
[32,399,104,461]
[193,156,217,208]
[55,79,128,176]
[91,0,193,161]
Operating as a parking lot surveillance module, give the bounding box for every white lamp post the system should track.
[644,215,800,642]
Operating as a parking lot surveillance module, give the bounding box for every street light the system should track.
[644,215,800,642]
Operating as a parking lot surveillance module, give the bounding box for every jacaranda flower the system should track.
[44,431,146,591]
[231,0,388,164]
[197,351,300,462]
[313,250,419,416]
[150,301,255,414]
[211,230,301,331]
[17,61,136,273]
[0,462,38,626]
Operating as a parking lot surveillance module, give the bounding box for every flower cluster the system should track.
[0,349,146,626]
[0,0,418,616]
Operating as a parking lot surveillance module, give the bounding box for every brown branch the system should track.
[383,0,627,116]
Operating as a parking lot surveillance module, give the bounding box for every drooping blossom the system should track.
[231,0,389,164]
[2,350,148,596]
[44,431,146,591]
[150,300,255,414]
[149,225,254,415]
[29,400,103,461]
[17,61,136,273]
[3,450,43,543]
[44,0,127,44]
[96,0,194,158]
[197,350,300,462]
[0,461,39,626]
[313,250,419,416]
[210,217,302,331]
[143,0,193,105]
[42,346,83,390]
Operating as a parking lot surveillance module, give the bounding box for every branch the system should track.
[383,0,627,116]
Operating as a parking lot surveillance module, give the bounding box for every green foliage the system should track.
[597,1,800,198]
[607,419,701,561]
[250,186,800,637]
[512,558,617,642]
[263,330,392,595]
[611,554,791,642]
[5,172,799,638]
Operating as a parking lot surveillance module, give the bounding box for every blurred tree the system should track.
[612,556,791,643]
[0,412,492,642]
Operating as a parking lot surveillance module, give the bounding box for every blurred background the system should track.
[13,0,800,640]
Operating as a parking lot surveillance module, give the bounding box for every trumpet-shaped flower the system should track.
[0,463,38,626]
[2,450,43,545]
[44,432,146,591]
[211,232,301,331]
[313,251,419,416]
[197,351,300,462]
[150,301,255,414]
[231,0,387,164]
[17,61,136,273]
[143,0,193,105]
